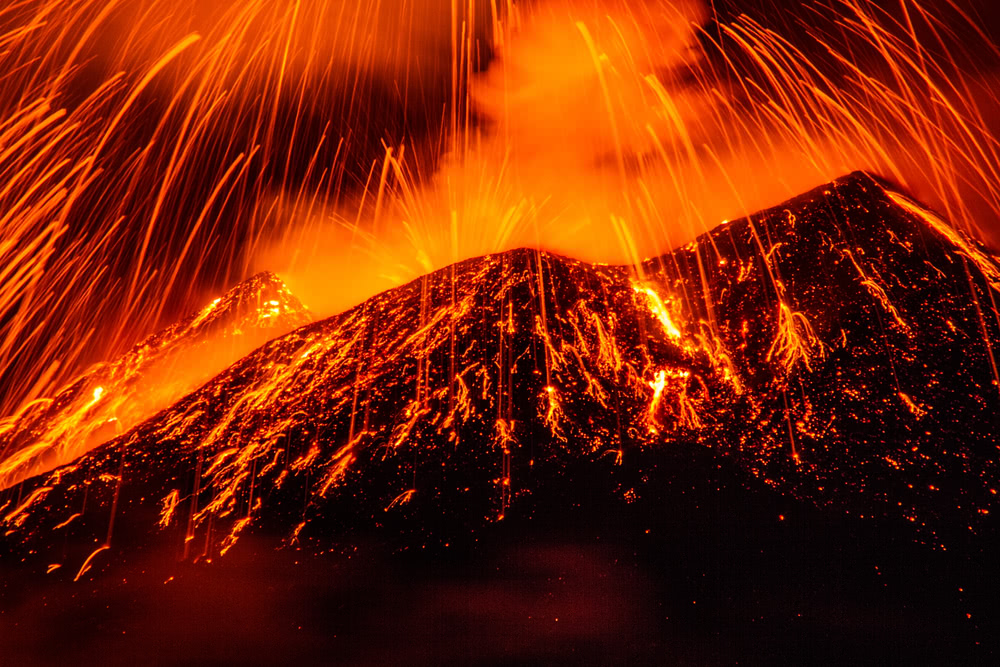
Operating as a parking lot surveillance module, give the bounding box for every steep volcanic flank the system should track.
[0,272,311,491]
[2,172,999,574]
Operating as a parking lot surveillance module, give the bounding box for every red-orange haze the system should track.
[265,0,1000,318]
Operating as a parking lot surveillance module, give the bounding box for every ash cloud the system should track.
[265,0,1000,319]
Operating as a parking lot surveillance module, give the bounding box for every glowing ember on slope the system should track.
[633,285,684,340]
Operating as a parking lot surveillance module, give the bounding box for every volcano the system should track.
[2,172,999,664]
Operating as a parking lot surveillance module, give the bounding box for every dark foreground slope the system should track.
[656,175,1000,548]
[2,172,998,665]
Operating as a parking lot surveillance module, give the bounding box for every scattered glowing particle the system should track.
[159,490,180,528]
[386,489,416,511]
[53,513,82,530]
[74,545,110,582]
